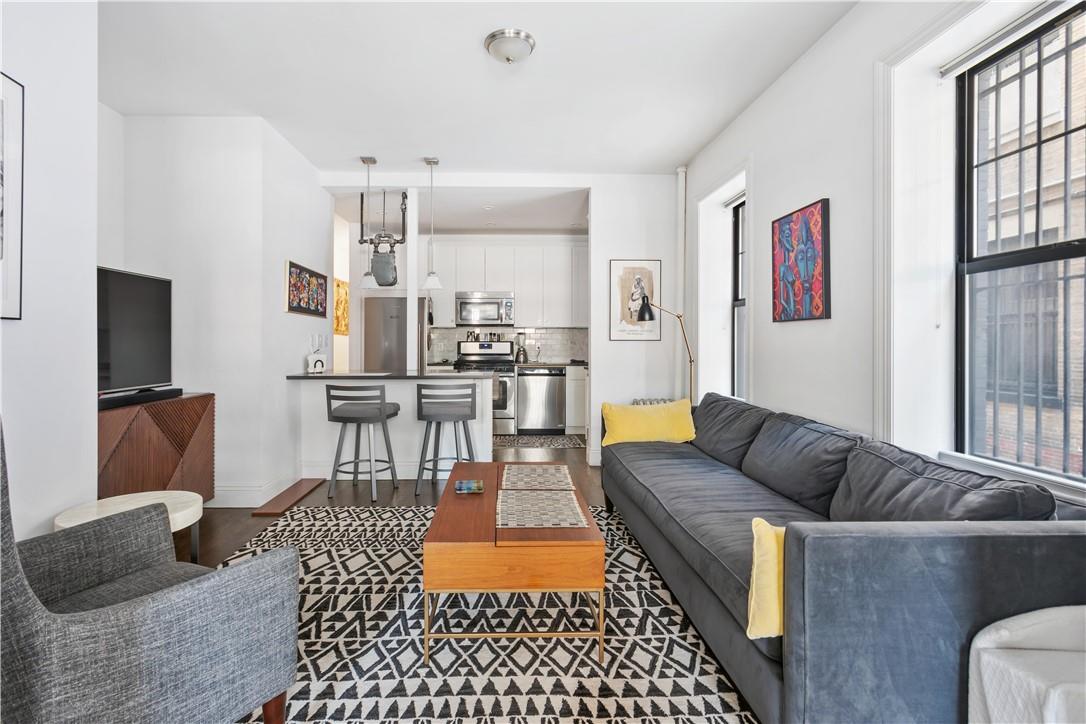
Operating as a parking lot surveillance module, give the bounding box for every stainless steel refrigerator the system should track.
[363,297,427,372]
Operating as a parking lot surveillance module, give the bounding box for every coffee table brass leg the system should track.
[598,588,606,664]
[422,592,430,665]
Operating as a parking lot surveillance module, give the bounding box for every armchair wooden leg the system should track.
[262,691,286,724]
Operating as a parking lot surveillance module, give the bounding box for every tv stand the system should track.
[98,387,183,411]
[98,392,214,501]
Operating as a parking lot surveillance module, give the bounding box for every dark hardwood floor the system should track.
[190,445,600,567]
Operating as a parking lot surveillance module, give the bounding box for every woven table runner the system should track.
[501,464,574,490]
[496,489,588,528]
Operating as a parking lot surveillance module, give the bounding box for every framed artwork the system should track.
[285,261,327,317]
[2,72,25,320]
[609,259,661,341]
[772,198,829,322]
[333,278,349,335]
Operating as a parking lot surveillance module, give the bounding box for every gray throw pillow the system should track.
[741,413,865,516]
[830,440,1056,521]
[691,393,774,469]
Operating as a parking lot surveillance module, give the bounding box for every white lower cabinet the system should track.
[565,366,587,434]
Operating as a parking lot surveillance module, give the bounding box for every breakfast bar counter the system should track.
[287,371,494,483]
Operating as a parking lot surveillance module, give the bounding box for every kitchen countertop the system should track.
[286,370,494,380]
[515,362,589,368]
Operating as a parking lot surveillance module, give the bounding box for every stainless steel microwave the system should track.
[455,292,514,326]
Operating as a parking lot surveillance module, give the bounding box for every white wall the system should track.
[684,1,956,435]
[98,103,126,269]
[122,116,332,506]
[258,123,333,495]
[1,2,99,538]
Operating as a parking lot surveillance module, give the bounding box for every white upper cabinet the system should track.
[433,239,588,328]
[514,246,544,327]
[542,246,573,327]
[455,245,486,292]
[484,246,516,292]
[430,244,457,327]
[571,245,590,328]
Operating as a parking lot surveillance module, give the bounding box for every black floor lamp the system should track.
[648,301,695,401]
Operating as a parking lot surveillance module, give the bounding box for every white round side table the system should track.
[54,491,204,563]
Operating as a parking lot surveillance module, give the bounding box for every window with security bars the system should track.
[957,5,1086,479]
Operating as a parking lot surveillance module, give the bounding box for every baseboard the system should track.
[205,479,295,508]
[588,446,601,466]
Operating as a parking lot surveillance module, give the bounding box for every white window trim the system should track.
[938,450,1086,506]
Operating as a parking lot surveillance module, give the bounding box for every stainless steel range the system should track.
[454,341,516,435]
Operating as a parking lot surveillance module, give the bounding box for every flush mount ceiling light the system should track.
[484,28,535,64]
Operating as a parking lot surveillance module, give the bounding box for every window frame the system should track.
[954,3,1086,472]
[731,199,747,397]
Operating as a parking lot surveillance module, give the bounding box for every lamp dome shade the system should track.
[485,29,535,64]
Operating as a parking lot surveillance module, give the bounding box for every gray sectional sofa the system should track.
[601,393,1086,723]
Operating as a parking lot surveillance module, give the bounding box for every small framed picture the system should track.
[609,259,661,341]
[771,198,829,322]
[285,260,328,317]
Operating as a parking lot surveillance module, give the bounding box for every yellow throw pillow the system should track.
[601,399,696,446]
[747,517,786,639]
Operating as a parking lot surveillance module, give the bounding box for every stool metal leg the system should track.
[453,422,463,462]
[381,418,398,488]
[415,421,432,496]
[328,422,347,498]
[367,424,378,502]
[431,422,443,484]
[462,421,476,462]
[352,423,362,487]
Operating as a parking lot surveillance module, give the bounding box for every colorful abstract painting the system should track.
[286,261,327,317]
[771,198,829,322]
[333,278,349,335]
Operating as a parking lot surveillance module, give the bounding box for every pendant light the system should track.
[421,157,443,291]
[359,157,378,289]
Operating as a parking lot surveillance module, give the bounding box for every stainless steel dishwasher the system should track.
[516,366,566,434]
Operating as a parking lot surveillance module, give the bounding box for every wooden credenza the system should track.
[98,393,214,501]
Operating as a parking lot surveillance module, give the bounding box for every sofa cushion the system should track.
[829,440,1057,522]
[603,442,827,662]
[46,562,211,614]
[691,393,775,468]
[741,413,865,516]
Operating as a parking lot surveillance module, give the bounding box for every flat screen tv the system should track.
[97,268,172,393]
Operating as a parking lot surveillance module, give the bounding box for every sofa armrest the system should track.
[17,503,176,606]
[35,547,301,722]
[782,520,1086,724]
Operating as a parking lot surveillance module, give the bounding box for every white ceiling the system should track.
[334,186,589,234]
[99,2,854,175]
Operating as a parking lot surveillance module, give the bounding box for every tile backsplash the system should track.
[428,326,589,365]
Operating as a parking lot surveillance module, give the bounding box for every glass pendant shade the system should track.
[421,271,442,290]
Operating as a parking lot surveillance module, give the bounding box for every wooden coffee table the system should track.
[421,461,606,664]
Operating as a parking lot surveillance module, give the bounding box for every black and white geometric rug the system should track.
[224,506,756,723]
[493,434,587,449]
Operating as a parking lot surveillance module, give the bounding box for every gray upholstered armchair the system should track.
[0,435,300,723]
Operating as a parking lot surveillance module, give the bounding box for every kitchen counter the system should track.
[286,370,493,380]
[514,362,589,368]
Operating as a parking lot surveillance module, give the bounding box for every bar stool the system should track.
[326,384,399,501]
[414,383,477,495]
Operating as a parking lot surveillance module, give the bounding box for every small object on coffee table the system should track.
[455,479,484,494]
[501,463,574,490]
